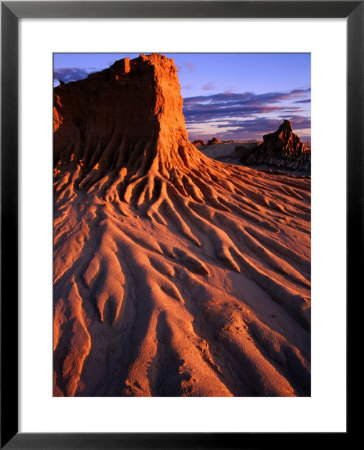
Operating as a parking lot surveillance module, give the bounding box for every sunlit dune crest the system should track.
[53,54,310,397]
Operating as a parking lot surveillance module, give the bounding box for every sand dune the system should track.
[53,54,310,397]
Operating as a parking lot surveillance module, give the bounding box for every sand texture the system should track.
[53,54,311,397]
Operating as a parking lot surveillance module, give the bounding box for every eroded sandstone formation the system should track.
[53,54,311,397]
[241,120,311,172]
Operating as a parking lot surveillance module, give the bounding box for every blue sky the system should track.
[54,53,311,142]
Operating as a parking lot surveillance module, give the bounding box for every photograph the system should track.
[1,0,357,445]
[53,52,311,398]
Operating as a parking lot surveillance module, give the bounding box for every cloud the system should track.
[202,82,215,91]
[184,61,195,72]
[54,67,93,84]
[184,103,293,122]
[187,115,311,141]
[216,115,311,132]
[184,88,310,111]
[295,99,311,104]
[183,88,311,141]
[183,96,302,123]
[183,88,310,127]
[176,61,195,74]
[283,115,311,128]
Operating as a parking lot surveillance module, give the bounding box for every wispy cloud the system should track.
[184,88,310,119]
[176,61,195,74]
[187,115,311,141]
[202,82,215,91]
[54,67,95,84]
[183,88,311,141]
[184,61,195,72]
[214,115,311,132]
[294,99,311,104]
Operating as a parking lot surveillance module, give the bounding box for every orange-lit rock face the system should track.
[54,54,196,182]
[53,54,311,397]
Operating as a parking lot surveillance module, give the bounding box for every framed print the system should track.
[1,1,358,448]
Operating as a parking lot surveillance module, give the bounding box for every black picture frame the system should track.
[1,1,358,448]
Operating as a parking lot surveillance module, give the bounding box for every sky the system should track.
[54,53,311,142]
